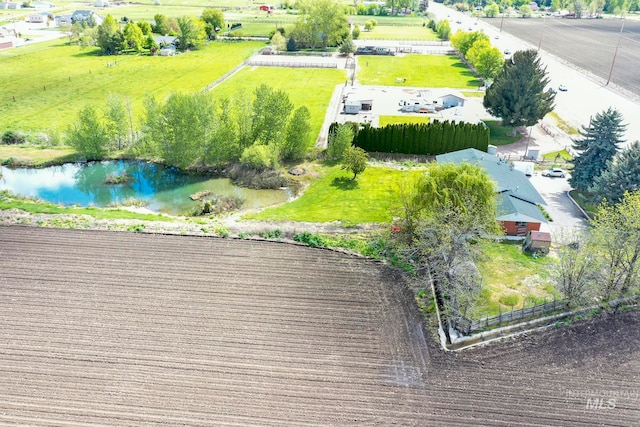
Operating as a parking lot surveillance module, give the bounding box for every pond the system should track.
[0,161,290,216]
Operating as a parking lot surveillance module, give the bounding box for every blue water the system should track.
[0,161,289,215]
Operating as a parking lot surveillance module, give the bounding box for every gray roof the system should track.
[436,148,546,206]
[497,191,547,223]
[436,148,548,224]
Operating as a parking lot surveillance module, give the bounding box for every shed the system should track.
[522,231,551,253]
[344,99,361,114]
[439,91,466,108]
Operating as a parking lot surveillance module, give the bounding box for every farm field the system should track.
[357,24,439,41]
[0,225,638,424]
[0,40,265,134]
[483,17,640,96]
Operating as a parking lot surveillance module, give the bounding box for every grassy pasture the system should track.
[357,54,479,89]
[212,66,346,143]
[0,40,265,134]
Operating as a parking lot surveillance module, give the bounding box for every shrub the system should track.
[1,130,27,145]
[293,231,327,247]
[240,144,279,170]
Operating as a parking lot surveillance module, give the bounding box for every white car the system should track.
[558,84,568,91]
[542,168,566,178]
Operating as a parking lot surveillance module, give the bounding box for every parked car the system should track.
[558,84,568,91]
[542,168,566,178]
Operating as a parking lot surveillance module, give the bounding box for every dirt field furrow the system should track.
[0,225,637,425]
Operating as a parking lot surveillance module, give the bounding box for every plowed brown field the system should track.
[0,225,638,425]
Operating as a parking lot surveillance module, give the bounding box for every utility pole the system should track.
[607,18,625,86]
[537,15,546,51]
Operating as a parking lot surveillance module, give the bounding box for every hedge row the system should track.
[330,121,489,156]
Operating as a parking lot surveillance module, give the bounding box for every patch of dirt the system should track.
[0,226,637,425]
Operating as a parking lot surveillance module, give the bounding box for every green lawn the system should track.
[357,55,479,88]
[475,241,559,317]
[379,115,430,127]
[357,25,439,41]
[484,120,522,146]
[0,40,265,134]
[245,165,424,224]
[212,66,346,144]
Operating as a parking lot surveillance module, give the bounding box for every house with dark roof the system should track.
[436,148,548,237]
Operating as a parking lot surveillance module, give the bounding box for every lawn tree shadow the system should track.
[331,176,359,190]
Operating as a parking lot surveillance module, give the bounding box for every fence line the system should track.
[245,60,337,69]
[456,297,569,335]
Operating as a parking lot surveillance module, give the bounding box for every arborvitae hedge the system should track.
[328,121,490,155]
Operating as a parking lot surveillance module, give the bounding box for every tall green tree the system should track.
[232,90,254,153]
[153,14,173,36]
[326,124,354,161]
[123,21,145,51]
[485,3,500,16]
[206,97,239,163]
[176,16,207,51]
[341,145,368,180]
[66,105,110,160]
[483,49,555,134]
[569,107,626,192]
[589,191,640,301]
[436,19,451,41]
[96,14,123,55]
[292,0,349,50]
[201,8,224,38]
[104,94,128,150]
[251,84,294,145]
[591,140,640,203]
[281,106,312,162]
[450,31,489,57]
[473,46,504,79]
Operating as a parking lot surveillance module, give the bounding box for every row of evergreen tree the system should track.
[329,121,489,156]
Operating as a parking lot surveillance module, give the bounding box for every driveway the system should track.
[529,172,588,233]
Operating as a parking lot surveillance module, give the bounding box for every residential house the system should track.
[71,10,104,26]
[436,148,548,237]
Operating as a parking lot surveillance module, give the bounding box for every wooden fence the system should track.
[456,298,569,335]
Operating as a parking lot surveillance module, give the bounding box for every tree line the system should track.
[450,31,504,81]
[328,121,490,156]
[64,8,225,55]
[66,85,313,171]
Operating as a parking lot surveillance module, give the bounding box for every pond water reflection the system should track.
[0,161,289,215]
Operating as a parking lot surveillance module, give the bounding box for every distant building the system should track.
[33,1,55,8]
[71,10,104,26]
